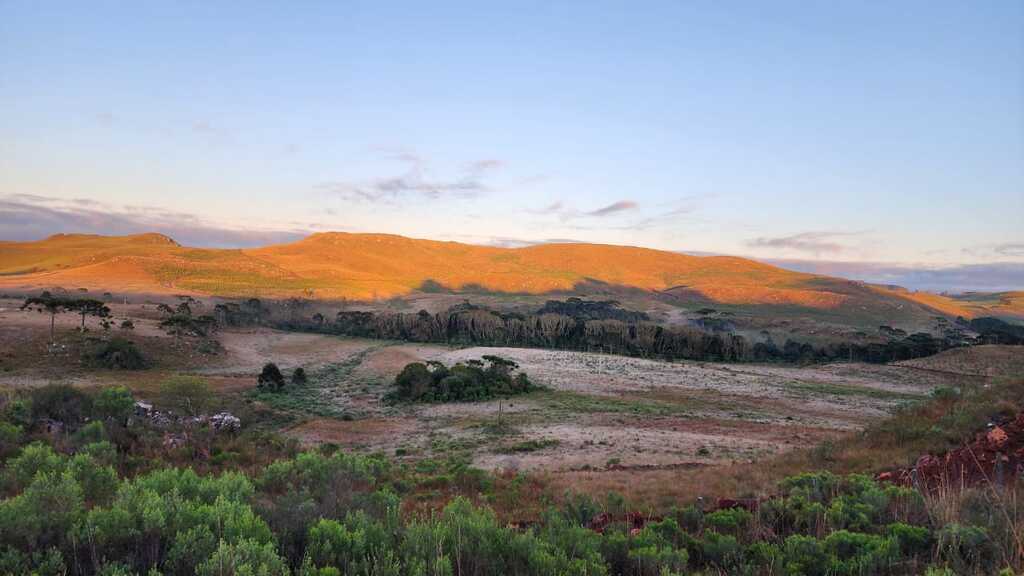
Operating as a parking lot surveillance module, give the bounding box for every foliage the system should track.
[158,375,214,416]
[386,357,538,403]
[258,363,287,393]
[89,338,148,370]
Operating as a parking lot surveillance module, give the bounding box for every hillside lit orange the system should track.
[0,232,1019,320]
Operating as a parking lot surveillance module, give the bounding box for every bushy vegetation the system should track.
[258,363,287,393]
[386,356,538,403]
[1,380,1023,575]
[87,337,148,370]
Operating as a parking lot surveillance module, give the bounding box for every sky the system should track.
[1,1,1022,291]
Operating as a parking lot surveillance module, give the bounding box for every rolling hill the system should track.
[0,232,1018,325]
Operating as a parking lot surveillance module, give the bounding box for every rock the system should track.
[210,411,241,432]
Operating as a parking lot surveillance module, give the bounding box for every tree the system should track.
[69,298,111,331]
[21,292,75,343]
[158,375,213,416]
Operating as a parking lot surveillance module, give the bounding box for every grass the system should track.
[546,376,1024,510]
[536,389,694,417]
[497,438,560,454]
[781,379,925,401]
[248,344,389,419]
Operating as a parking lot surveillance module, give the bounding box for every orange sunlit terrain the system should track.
[0,232,1017,321]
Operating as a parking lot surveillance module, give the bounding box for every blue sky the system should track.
[1,2,1022,288]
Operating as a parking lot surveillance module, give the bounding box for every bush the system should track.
[258,363,286,393]
[93,386,134,423]
[158,375,213,416]
[30,384,92,425]
[90,337,147,369]
[292,367,308,385]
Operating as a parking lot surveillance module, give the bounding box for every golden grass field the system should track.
[1,232,1020,325]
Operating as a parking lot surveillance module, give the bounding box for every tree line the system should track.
[211,297,1023,365]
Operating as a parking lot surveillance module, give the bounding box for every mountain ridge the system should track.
[0,231,1018,322]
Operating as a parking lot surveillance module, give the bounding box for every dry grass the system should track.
[4,232,1014,327]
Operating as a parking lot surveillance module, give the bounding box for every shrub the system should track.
[30,384,92,425]
[258,363,286,393]
[90,337,148,369]
[93,386,135,423]
[0,423,22,460]
[159,375,213,416]
[292,367,308,385]
[936,523,998,574]
[705,507,752,537]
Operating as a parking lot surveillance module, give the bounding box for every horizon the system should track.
[1,2,1022,292]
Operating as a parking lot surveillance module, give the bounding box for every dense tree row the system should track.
[213,297,1022,365]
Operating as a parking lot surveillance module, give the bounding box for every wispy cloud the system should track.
[530,199,639,221]
[0,195,308,248]
[318,151,502,203]
[440,234,588,248]
[747,231,862,256]
[994,242,1024,258]
[587,200,638,217]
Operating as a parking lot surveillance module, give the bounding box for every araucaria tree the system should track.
[21,292,76,343]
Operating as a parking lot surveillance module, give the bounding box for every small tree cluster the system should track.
[386,355,536,403]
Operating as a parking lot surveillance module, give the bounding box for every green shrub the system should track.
[783,535,828,576]
[701,530,742,570]
[0,423,22,459]
[705,507,752,537]
[936,523,998,574]
[90,337,148,370]
[93,386,135,423]
[30,384,92,425]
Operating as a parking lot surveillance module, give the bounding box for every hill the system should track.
[0,232,1018,325]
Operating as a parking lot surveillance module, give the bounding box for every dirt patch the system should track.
[288,417,420,452]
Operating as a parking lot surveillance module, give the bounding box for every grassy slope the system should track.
[0,233,1018,325]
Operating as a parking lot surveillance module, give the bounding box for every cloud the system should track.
[530,199,639,221]
[438,234,588,248]
[747,231,861,255]
[994,243,1024,257]
[319,152,502,203]
[587,200,638,217]
[0,195,308,248]
[764,258,1024,293]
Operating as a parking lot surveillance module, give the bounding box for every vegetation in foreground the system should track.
[1,371,1023,575]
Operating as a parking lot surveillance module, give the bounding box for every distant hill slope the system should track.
[0,232,1018,323]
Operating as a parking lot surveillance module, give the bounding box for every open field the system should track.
[0,295,980,481]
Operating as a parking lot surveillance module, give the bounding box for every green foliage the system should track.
[387,357,538,403]
[0,423,22,460]
[30,383,93,425]
[197,538,290,576]
[91,338,148,370]
[0,417,1014,576]
[158,375,213,416]
[94,386,136,422]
